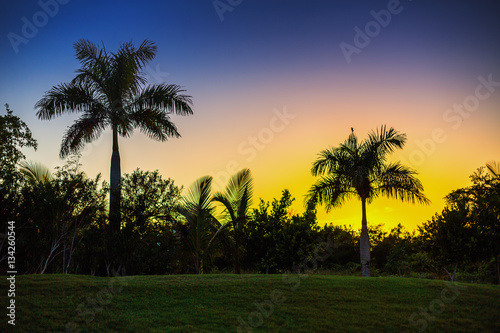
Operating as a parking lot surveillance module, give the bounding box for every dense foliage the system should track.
[0,111,498,283]
[1,163,497,283]
[0,105,37,230]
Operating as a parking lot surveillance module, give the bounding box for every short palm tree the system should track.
[35,39,193,233]
[306,126,430,277]
[213,168,253,274]
[177,176,220,274]
[486,160,500,178]
[18,160,53,185]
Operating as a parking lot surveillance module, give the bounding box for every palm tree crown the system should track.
[36,39,193,157]
[213,168,254,274]
[307,125,430,276]
[35,39,193,233]
[177,176,220,274]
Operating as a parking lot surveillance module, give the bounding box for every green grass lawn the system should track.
[1,274,499,332]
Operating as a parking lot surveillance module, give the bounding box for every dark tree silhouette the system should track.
[306,125,430,276]
[35,39,193,233]
[177,176,219,274]
[213,169,253,274]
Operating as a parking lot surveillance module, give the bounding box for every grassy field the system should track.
[1,274,499,332]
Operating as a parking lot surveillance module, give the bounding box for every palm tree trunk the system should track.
[235,226,241,274]
[495,255,499,285]
[109,126,121,234]
[360,197,371,277]
[195,221,201,274]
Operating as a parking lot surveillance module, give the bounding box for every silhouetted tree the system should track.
[213,169,253,274]
[17,156,106,274]
[177,176,220,274]
[243,190,318,273]
[469,167,500,284]
[417,166,500,282]
[372,224,414,275]
[306,126,430,276]
[35,39,193,234]
[0,104,37,263]
[112,169,183,274]
[0,104,37,165]
[121,169,181,232]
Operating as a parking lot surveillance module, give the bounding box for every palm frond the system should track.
[133,39,157,69]
[486,160,500,178]
[357,125,405,176]
[306,174,356,212]
[72,68,111,99]
[312,147,343,176]
[177,176,219,270]
[237,185,253,220]
[226,169,253,206]
[213,169,253,225]
[117,39,157,70]
[18,160,53,184]
[132,83,193,116]
[35,83,103,120]
[107,39,156,97]
[60,111,107,158]
[212,193,237,222]
[376,162,431,205]
[180,176,215,215]
[74,39,102,69]
[365,125,406,160]
[128,108,180,141]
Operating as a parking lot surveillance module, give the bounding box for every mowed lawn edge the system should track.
[1,274,499,332]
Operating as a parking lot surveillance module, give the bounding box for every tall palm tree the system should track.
[213,169,253,274]
[35,39,193,233]
[306,126,430,277]
[177,176,220,274]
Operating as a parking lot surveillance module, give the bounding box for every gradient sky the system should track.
[1,0,499,231]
